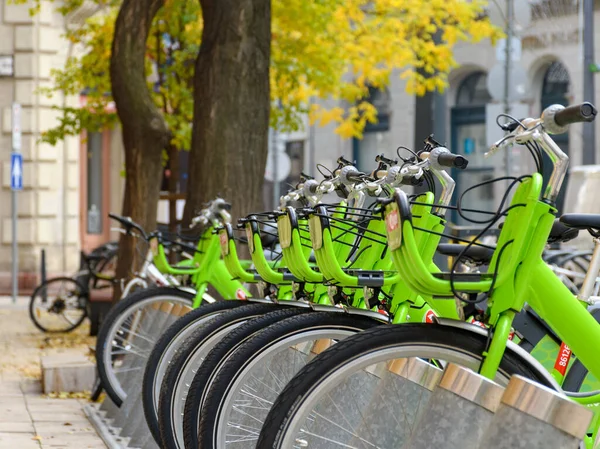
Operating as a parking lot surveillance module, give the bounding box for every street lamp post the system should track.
[503,0,514,178]
[583,0,596,165]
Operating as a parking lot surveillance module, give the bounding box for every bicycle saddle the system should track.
[560,214,600,233]
[548,219,580,243]
[439,218,578,264]
[498,218,579,243]
[436,244,494,264]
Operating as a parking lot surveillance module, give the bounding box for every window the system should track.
[542,61,570,100]
[364,86,391,133]
[456,72,491,106]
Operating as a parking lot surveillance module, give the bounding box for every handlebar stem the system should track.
[432,169,455,215]
[539,130,569,203]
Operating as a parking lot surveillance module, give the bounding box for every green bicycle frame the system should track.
[151,226,251,308]
[305,192,461,322]
[218,222,294,299]
[385,175,600,439]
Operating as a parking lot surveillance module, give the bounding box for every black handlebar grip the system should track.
[216,202,232,211]
[336,156,354,167]
[402,174,423,186]
[346,172,367,183]
[436,153,469,170]
[108,213,147,239]
[554,102,597,127]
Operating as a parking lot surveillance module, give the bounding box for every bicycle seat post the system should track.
[578,236,600,304]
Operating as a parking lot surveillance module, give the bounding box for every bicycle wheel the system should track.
[257,324,554,449]
[157,303,297,449]
[182,308,323,449]
[96,286,195,406]
[29,277,88,333]
[197,311,384,449]
[142,300,247,445]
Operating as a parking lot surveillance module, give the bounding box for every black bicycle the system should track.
[29,242,118,333]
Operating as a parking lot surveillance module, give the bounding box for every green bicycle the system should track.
[256,102,600,449]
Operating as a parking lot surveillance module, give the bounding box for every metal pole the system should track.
[11,190,17,303]
[41,249,47,303]
[503,0,513,178]
[309,98,316,177]
[272,128,280,210]
[11,103,22,304]
[583,0,596,165]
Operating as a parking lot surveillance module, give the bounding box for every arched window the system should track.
[542,61,570,106]
[456,72,491,106]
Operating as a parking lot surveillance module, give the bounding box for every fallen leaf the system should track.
[64,422,72,426]
[32,435,42,441]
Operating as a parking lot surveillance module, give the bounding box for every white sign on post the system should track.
[495,37,522,62]
[12,103,21,152]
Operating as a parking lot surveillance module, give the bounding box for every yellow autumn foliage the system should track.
[29,0,501,144]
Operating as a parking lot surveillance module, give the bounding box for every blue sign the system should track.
[463,138,475,155]
[10,153,22,191]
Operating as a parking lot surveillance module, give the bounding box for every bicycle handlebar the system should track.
[551,102,597,129]
[429,147,469,170]
[108,213,147,239]
[488,102,597,203]
[340,165,367,185]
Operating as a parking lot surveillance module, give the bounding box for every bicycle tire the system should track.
[29,277,89,333]
[197,311,383,449]
[257,323,554,449]
[96,286,195,406]
[182,307,310,449]
[157,303,290,449]
[142,300,247,445]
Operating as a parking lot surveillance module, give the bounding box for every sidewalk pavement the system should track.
[0,296,107,448]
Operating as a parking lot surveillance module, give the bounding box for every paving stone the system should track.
[41,352,95,394]
[0,380,24,395]
[0,409,33,422]
[0,421,35,433]
[29,411,87,422]
[0,432,41,449]
[0,301,107,449]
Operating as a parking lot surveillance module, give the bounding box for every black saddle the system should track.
[437,244,495,264]
[438,218,580,265]
[560,214,600,234]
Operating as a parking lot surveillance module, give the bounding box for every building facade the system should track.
[2,1,600,290]
[312,2,600,223]
[0,1,124,292]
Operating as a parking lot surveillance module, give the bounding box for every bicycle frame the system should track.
[151,226,251,308]
[384,144,600,446]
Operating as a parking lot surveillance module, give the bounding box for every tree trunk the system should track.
[183,0,271,225]
[110,0,170,302]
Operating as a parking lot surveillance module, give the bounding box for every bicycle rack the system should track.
[479,375,593,449]
[405,363,503,449]
[85,302,191,449]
